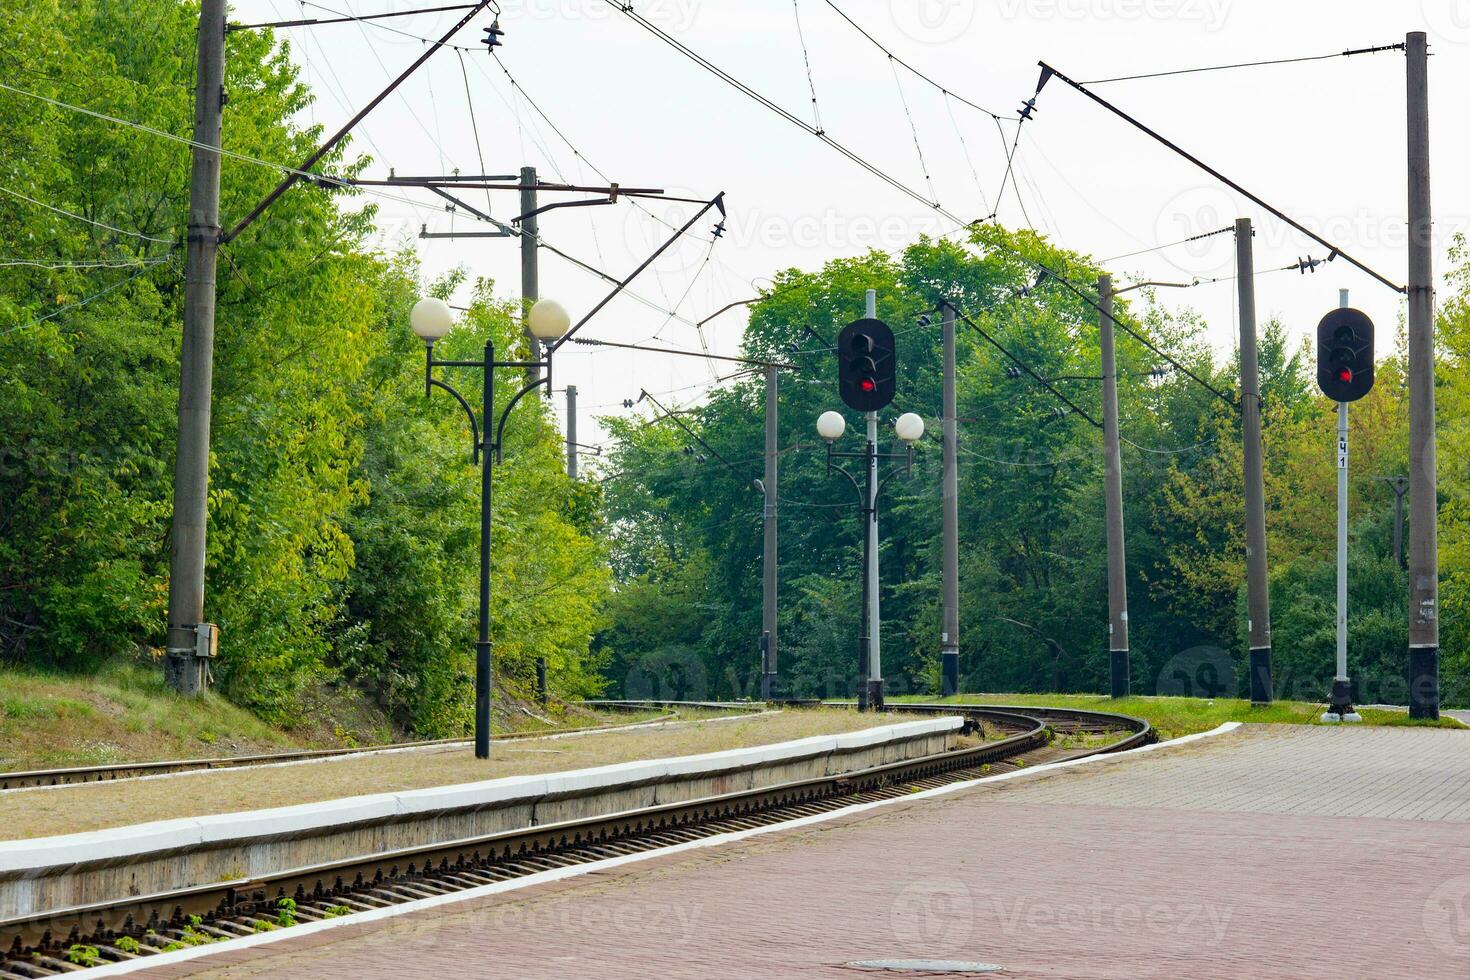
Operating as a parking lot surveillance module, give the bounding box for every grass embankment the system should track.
[894,693,1467,741]
[0,662,668,772]
[2,707,891,839]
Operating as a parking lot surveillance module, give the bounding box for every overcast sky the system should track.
[231,0,1467,450]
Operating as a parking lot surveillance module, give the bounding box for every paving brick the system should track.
[146,723,1470,979]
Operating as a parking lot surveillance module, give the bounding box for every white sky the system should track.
[231,0,1469,451]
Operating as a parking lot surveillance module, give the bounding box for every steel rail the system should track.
[1,704,1147,968]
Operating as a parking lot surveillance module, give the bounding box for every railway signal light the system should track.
[1316,308,1375,402]
[836,317,896,412]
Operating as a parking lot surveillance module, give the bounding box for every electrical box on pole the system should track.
[1316,308,1375,402]
[837,318,896,412]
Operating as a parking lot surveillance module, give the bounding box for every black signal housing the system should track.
[837,317,896,412]
[1316,307,1375,402]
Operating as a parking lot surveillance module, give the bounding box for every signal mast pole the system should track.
[864,288,882,708]
[1324,289,1360,722]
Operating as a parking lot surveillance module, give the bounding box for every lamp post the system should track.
[818,409,925,710]
[409,295,572,759]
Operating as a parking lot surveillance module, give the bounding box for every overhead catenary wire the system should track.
[0,183,176,245]
[1100,224,1234,263]
[1036,60,1405,294]
[638,389,752,482]
[888,56,939,206]
[597,0,962,223]
[0,255,172,270]
[790,0,826,133]
[2,258,171,337]
[950,305,1101,428]
[1081,42,1405,85]
[0,81,454,219]
[818,0,1014,121]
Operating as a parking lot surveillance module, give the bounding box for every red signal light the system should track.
[1337,367,1353,384]
[858,377,877,393]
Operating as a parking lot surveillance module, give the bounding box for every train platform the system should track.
[130,722,1470,979]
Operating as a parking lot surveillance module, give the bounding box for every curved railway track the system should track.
[0,703,1150,976]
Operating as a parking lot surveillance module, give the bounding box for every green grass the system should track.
[0,661,751,772]
[890,693,1467,741]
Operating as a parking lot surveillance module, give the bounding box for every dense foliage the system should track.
[2,1,1466,733]
[596,227,1470,708]
[0,0,608,732]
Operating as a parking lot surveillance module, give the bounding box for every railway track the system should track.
[0,703,1149,975]
[0,710,695,791]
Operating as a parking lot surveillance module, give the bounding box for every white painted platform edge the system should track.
[1,710,777,797]
[79,720,1239,977]
[0,716,961,872]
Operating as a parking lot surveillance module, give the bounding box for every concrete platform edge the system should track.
[76,721,1241,978]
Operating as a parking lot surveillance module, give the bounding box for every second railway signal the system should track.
[837,318,896,412]
[1316,308,1375,402]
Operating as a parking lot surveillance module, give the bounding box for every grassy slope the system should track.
[0,662,665,771]
[893,693,1467,741]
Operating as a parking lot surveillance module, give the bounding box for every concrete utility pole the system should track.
[1097,276,1129,698]
[864,288,883,706]
[1405,31,1439,720]
[940,302,960,697]
[1325,289,1360,723]
[165,0,227,694]
[1235,218,1273,705]
[761,365,779,700]
[564,384,578,479]
[520,165,541,383]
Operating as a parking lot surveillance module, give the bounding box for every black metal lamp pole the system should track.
[822,425,916,711]
[422,338,550,759]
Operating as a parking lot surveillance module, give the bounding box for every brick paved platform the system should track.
[136,724,1470,979]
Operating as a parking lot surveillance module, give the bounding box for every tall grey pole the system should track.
[1236,218,1273,705]
[1406,31,1439,719]
[940,302,960,697]
[475,343,495,758]
[1325,289,1359,721]
[520,165,542,384]
[761,365,779,700]
[165,0,227,695]
[864,288,883,706]
[565,384,578,479]
[1098,276,1129,698]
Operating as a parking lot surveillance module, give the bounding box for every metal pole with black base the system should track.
[1098,277,1130,699]
[816,410,924,713]
[476,344,495,758]
[940,302,960,697]
[411,298,569,758]
[760,364,779,701]
[1406,31,1440,720]
[1236,219,1274,705]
